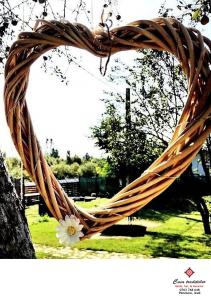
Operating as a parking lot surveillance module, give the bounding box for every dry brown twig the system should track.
[4,18,211,239]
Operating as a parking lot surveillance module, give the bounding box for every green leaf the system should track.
[192,9,201,20]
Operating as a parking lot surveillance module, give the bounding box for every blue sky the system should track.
[0,0,210,158]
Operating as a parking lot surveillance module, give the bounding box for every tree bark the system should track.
[194,196,211,234]
[184,165,211,234]
[206,136,211,166]
[0,152,35,258]
[199,149,211,185]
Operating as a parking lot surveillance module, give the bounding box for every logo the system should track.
[173,267,206,296]
[184,268,195,278]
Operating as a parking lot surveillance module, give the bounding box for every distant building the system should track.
[192,151,210,177]
[192,154,206,176]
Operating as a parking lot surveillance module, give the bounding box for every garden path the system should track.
[35,244,147,259]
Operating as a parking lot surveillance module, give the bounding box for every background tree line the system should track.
[5,149,112,180]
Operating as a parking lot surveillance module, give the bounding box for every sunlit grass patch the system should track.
[26,201,211,259]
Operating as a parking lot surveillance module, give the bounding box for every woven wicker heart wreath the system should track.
[4,17,211,241]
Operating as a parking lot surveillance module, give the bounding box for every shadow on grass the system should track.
[135,209,179,222]
[145,231,211,258]
[174,215,202,223]
[103,224,147,237]
[136,209,203,224]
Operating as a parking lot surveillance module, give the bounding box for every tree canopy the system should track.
[5,151,112,180]
[91,49,188,181]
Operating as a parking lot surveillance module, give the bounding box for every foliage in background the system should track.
[0,0,122,82]
[90,5,211,232]
[176,0,210,24]
[5,150,112,180]
[5,157,21,179]
[5,157,31,180]
[91,102,160,182]
[159,0,211,25]
[91,50,187,181]
[1,1,210,81]
[51,161,80,178]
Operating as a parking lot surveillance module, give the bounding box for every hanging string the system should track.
[91,0,94,29]
[99,23,113,76]
[99,6,113,76]
[22,0,25,30]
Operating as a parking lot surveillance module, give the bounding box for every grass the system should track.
[75,197,109,209]
[26,199,211,259]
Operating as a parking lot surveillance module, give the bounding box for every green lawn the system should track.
[26,199,211,259]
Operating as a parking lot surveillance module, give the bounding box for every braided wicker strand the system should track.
[4,18,211,239]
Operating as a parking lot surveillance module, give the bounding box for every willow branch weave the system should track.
[4,18,211,238]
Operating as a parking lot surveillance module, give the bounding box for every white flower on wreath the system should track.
[56,215,84,246]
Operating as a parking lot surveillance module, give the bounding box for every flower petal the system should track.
[56,215,83,245]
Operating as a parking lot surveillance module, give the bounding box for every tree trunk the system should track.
[184,165,211,234]
[0,152,35,258]
[206,136,211,166]
[194,196,211,234]
[199,149,211,185]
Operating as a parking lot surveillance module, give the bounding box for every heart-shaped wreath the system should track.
[4,18,211,243]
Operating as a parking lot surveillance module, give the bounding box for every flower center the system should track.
[67,226,76,236]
